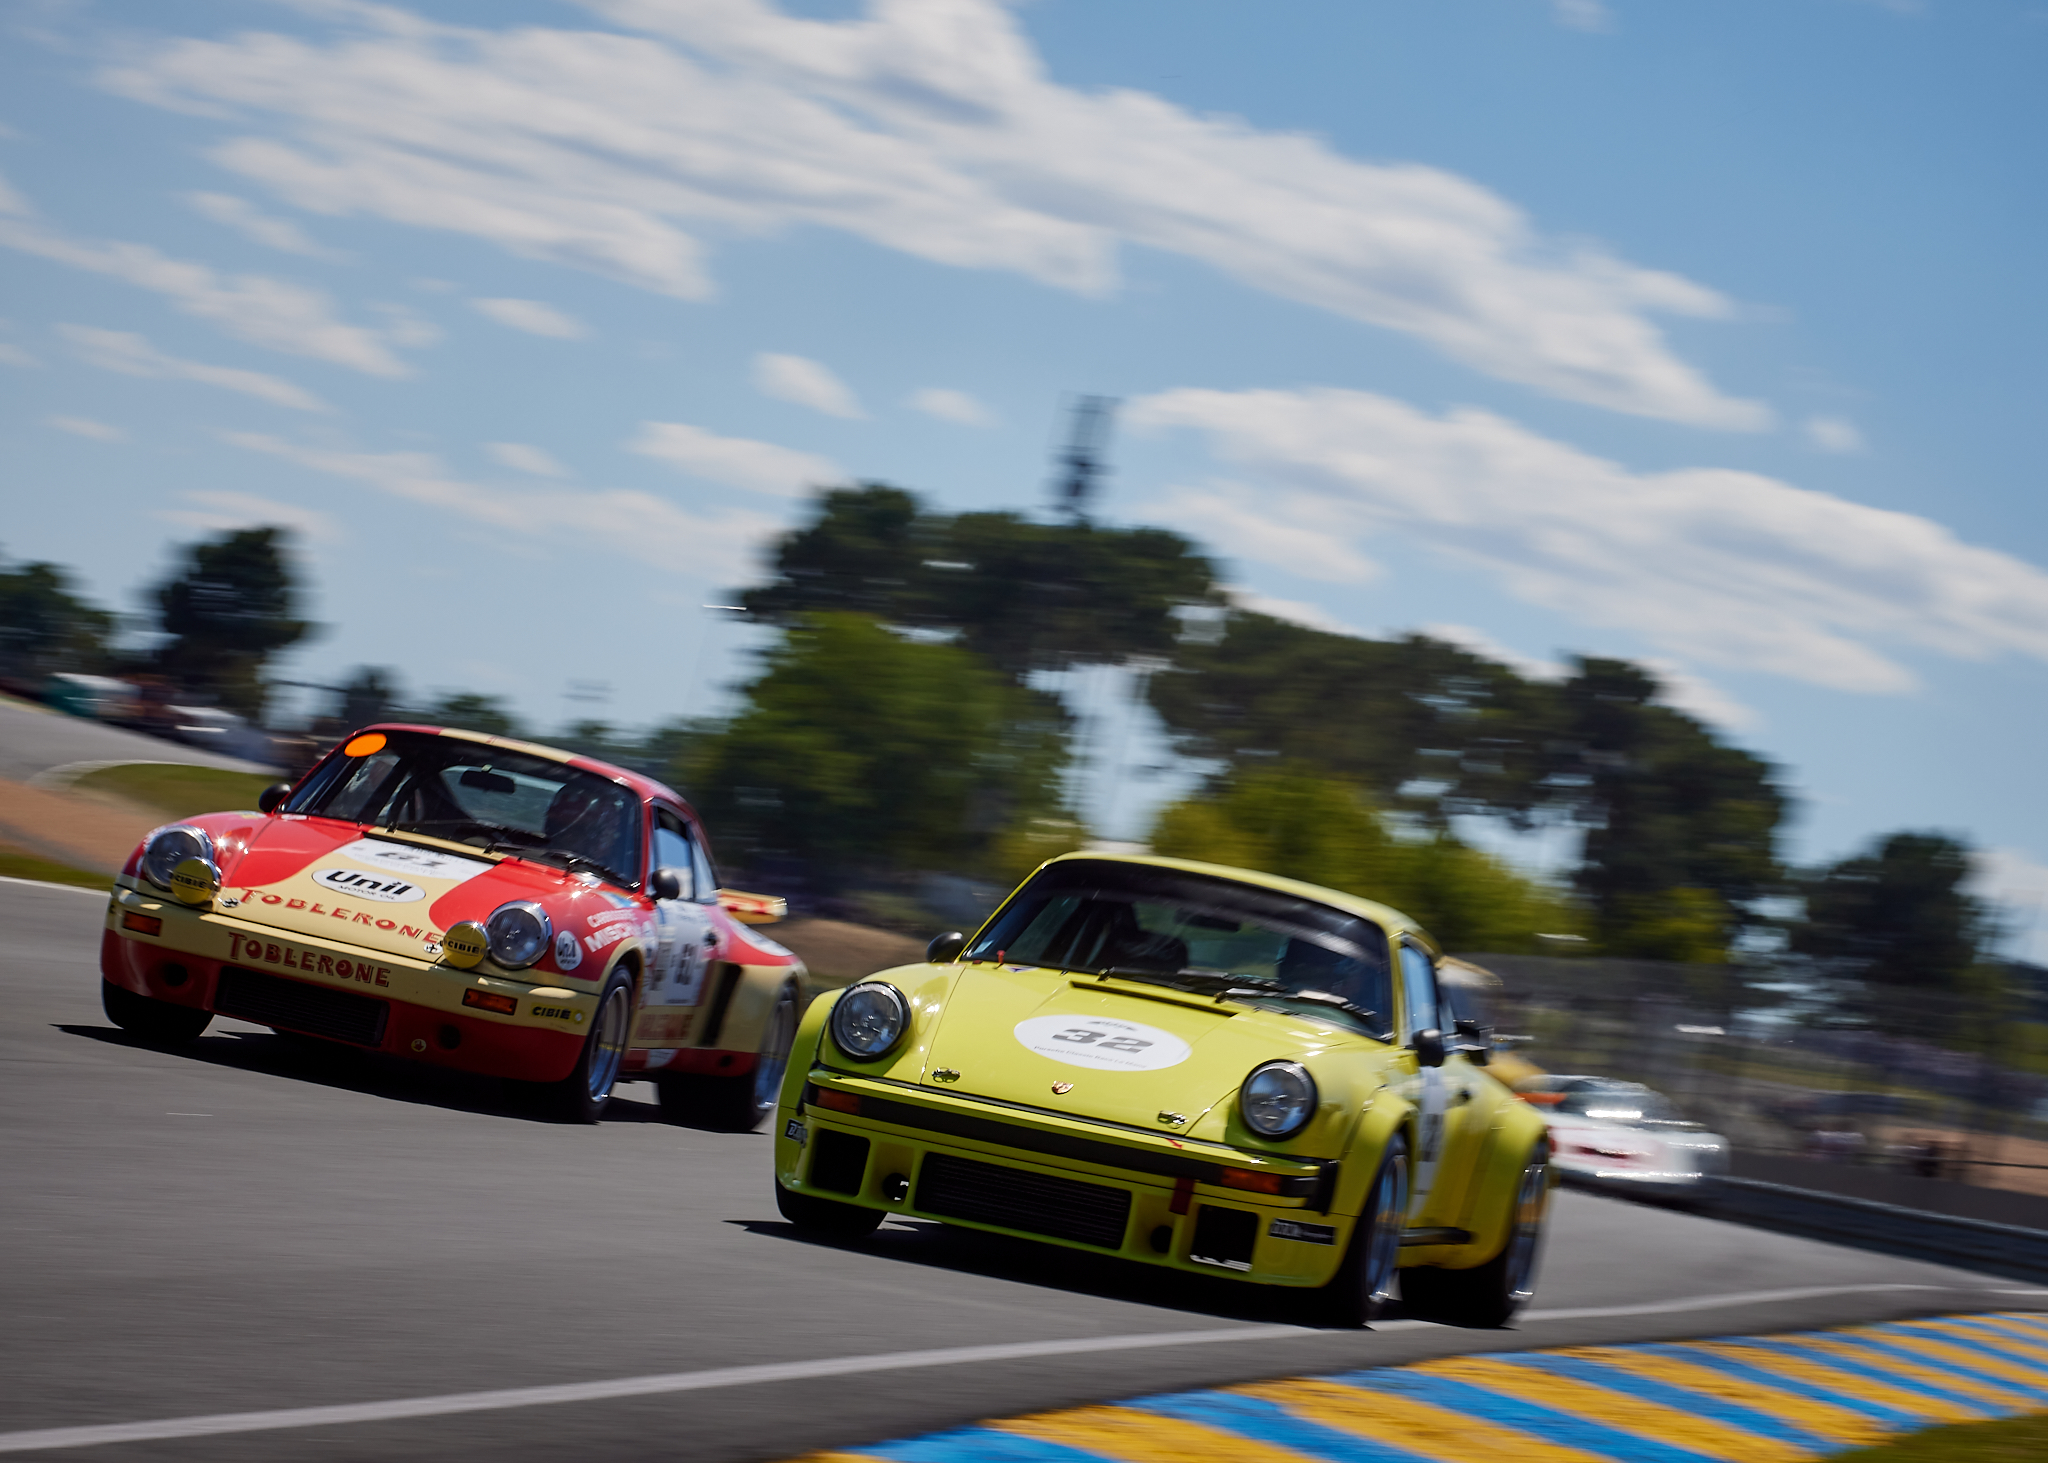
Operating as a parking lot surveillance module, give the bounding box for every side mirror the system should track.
[1452,1017,1492,1066]
[257,781,293,815]
[927,931,966,964]
[1412,1027,1446,1069]
[650,866,689,902]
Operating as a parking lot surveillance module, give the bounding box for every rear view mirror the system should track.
[257,781,293,814]
[927,931,966,963]
[1452,1017,1492,1066]
[458,768,516,795]
[651,866,690,901]
[1413,1028,1446,1068]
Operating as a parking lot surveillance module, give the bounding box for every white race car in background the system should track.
[1515,1075,1728,1197]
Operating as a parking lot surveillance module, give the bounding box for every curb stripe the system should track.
[1127,1391,1444,1462]
[1236,1378,1613,1463]
[860,1431,1114,1462]
[1548,1348,1892,1450]
[1864,1325,2048,1392]
[1679,1342,1958,1425]
[990,1405,1325,1462]
[1787,1334,2037,1412]
[1495,1353,1838,1454]
[1731,1338,2002,1420]
[1336,1370,1728,1463]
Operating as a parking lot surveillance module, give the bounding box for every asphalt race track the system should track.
[4,878,2041,1462]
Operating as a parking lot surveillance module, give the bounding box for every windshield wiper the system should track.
[1219,984,1381,1025]
[499,842,631,888]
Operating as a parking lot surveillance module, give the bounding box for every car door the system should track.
[649,807,716,1011]
[1397,939,1451,1224]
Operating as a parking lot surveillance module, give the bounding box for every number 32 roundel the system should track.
[1013,1014,1192,1072]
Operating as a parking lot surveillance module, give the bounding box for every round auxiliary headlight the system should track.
[141,826,214,892]
[830,982,909,1059]
[483,901,551,969]
[1241,1060,1318,1140]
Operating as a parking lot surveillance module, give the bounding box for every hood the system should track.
[918,965,1370,1136]
[211,816,635,973]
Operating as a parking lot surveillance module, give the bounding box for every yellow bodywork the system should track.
[774,852,1549,1291]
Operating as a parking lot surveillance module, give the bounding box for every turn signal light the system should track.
[1218,1167,1286,1195]
[121,912,163,936]
[461,988,518,1015]
[815,1088,862,1115]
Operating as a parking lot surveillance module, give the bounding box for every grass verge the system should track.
[72,763,277,821]
[0,844,110,891]
[1834,1416,2048,1460]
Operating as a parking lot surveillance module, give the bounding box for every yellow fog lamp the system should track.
[167,856,222,906]
[442,921,489,970]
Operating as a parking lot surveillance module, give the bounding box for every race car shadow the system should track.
[730,1215,1403,1328]
[56,1019,667,1126]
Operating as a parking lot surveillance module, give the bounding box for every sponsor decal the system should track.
[331,838,492,883]
[530,1004,585,1023]
[1011,1014,1193,1072]
[784,1119,807,1145]
[552,929,583,972]
[584,923,636,954]
[227,931,391,988]
[633,1010,694,1044]
[311,868,426,904]
[1268,1218,1337,1246]
[586,908,640,928]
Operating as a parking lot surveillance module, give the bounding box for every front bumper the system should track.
[101,883,591,1081]
[775,1072,1353,1287]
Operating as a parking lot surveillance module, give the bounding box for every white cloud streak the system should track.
[1805,415,1865,454]
[1553,0,1615,33]
[0,341,38,367]
[225,432,780,571]
[1130,385,2048,694]
[471,296,587,338]
[486,441,569,477]
[909,386,992,425]
[627,420,841,497]
[188,191,342,259]
[60,324,330,411]
[752,352,864,419]
[159,489,345,543]
[1971,847,2048,965]
[0,176,415,376]
[100,0,1764,427]
[50,415,127,441]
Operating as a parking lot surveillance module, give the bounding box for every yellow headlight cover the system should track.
[442,921,489,969]
[168,856,219,906]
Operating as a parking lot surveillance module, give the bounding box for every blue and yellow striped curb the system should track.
[794,1311,2048,1462]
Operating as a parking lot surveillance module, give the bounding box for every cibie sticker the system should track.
[311,868,426,904]
[1012,1014,1192,1073]
[333,838,492,883]
[553,929,583,972]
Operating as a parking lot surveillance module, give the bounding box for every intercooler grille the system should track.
[215,967,389,1047]
[914,1152,1131,1250]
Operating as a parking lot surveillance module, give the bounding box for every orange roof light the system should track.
[342,732,388,757]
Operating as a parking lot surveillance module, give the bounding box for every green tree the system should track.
[338,666,401,730]
[427,692,522,738]
[1791,831,1991,1031]
[688,613,1070,882]
[154,527,311,720]
[0,552,114,679]
[741,484,1219,680]
[1148,767,1584,954]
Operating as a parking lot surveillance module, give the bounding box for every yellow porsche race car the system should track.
[773,853,1552,1326]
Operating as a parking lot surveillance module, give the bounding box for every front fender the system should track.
[1329,1091,1413,1219]
[774,985,843,1182]
[1443,1094,1550,1269]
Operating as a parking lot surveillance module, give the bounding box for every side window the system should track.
[688,826,718,905]
[652,807,697,900]
[1397,942,1441,1041]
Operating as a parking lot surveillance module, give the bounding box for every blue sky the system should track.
[3,0,2046,953]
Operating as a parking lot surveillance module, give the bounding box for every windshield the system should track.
[966,859,1393,1040]
[286,730,644,888]
[1556,1085,1685,1125]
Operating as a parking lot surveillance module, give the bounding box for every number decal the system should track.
[1014,1015,1192,1072]
[1097,1035,1153,1053]
[1052,1027,1103,1043]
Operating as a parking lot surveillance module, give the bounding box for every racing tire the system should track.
[1400,1142,1550,1328]
[102,980,211,1047]
[671,981,801,1133]
[539,971,632,1124]
[775,1178,884,1239]
[1319,1134,1408,1327]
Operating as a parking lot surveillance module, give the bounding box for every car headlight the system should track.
[483,901,551,969]
[830,982,909,1059]
[1241,1060,1317,1139]
[141,826,215,893]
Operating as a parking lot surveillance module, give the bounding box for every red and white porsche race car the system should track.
[1515,1074,1729,1195]
[100,724,810,1125]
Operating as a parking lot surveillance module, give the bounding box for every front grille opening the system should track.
[809,1129,871,1195]
[215,967,389,1047]
[1190,1204,1258,1271]
[915,1153,1132,1250]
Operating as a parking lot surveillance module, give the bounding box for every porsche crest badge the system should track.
[1051,1081,1074,1094]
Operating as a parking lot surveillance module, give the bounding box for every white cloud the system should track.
[1130,385,2048,694]
[1636,656,1761,732]
[101,0,1764,427]
[1553,0,1615,32]
[188,191,342,259]
[1970,847,2048,965]
[487,441,568,477]
[158,489,344,543]
[1805,415,1865,454]
[0,341,38,367]
[1418,622,1567,682]
[224,432,780,572]
[753,352,864,419]
[50,415,126,441]
[60,324,330,411]
[1229,588,1368,637]
[1148,483,1381,584]
[0,176,415,376]
[909,386,992,426]
[471,296,586,339]
[627,420,841,497]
